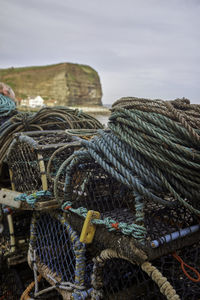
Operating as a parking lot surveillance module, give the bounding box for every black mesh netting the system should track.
[153,242,200,300]
[102,258,162,300]
[0,267,25,300]
[0,210,32,256]
[64,160,199,252]
[6,131,78,194]
[0,262,62,300]
[94,242,200,299]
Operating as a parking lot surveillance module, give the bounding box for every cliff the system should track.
[0,63,102,106]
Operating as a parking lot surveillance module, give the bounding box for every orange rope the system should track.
[111,222,119,230]
[20,274,42,300]
[172,252,200,283]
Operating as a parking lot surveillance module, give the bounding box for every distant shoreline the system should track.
[18,105,110,115]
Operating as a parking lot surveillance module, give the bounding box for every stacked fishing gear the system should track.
[0,104,103,299]
[58,97,200,249]
[0,106,103,173]
[51,97,200,298]
[1,96,200,299]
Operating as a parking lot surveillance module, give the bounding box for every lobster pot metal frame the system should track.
[152,241,200,300]
[62,157,200,260]
[90,249,167,300]
[28,212,93,299]
[5,130,80,194]
[0,208,32,265]
[90,245,200,300]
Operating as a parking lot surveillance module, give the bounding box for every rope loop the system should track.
[172,252,200,283]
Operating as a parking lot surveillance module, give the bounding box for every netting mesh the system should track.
[0,262,62,300]
[0,267,25,300]
[0,210,32,257]
[153,242,200,300]
[34,213,76,282]
[91,242,200,299]
[6,131,79,194]
[30,212,88,291]
[66,161,133,213]
[63,158,199,253]
[102,258,162,300]
[26,211,200,299]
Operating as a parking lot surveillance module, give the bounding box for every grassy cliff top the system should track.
[0,62,98,75]
[0,62,102,105]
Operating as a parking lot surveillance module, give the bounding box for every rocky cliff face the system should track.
[0,63,102,106]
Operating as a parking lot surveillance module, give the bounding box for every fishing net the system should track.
[0,261,62,300]
[5,130,81,194]
[91,255,163,300]
[0,266,25,300]
[90,242,200,300]
[60,154,199,259]
[28,212,93,299]
[153,241,200,300]
[0,209,32,262]
[27,210,200,299]
[0,106,103,173]
[58,97,200,259]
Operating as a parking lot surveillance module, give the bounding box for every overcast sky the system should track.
[0,0,200,104]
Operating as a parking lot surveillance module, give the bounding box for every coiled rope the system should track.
[0,106,103,169]
[57,97,200,244]
[109,97,200,215]
[0,94,16,118]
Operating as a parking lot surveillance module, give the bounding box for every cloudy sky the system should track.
[0,0,200,104]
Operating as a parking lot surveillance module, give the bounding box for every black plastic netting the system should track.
[153,242,200,300]
[0,267,25,300]
[63,160,199,252]
[93,243,200,299]
[0,210,32,256]
[102,258,163,300]
[0,261,62,300]
[6,131,78,194]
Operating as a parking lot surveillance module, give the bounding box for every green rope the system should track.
[14,190,52,207]
[61,201,146,240]
[56,98,200,246]
[0,94,16,117]
[109,104,200,216]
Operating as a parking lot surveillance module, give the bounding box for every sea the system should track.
[94,114,110,127]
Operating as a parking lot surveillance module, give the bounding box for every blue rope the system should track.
[14,190,52,207]
[0,94,16,117]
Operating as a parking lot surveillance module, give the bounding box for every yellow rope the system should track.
[141,261,180,300]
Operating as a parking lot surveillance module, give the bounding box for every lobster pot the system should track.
[6,130,80,194]
[152,242,200,300]
[29,212,93,299]
[91,244,200,300]
[63,157,200,259]
[91,253,163,300]
[0,267,25,300]
[0,209,32,263]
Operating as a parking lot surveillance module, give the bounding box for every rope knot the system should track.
[64,205,72,210]
[111,222,119,230]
